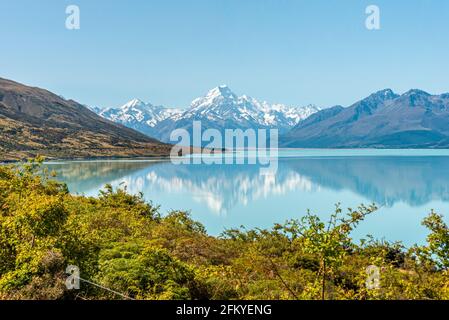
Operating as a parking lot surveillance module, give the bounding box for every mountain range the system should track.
[98,86,449,149]
[3,75,449,160]
[98,85,321,144]
[280,89,449,148]
[0,78,172,161]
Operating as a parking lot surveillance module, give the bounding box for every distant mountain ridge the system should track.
[4,76,448,157]
[98,85,321,143]
[280,88,449,148]
[0,78,172,161]
[99,99,182,139]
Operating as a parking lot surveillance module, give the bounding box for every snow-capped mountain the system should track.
[97,85,320,143]
[99,99,182,138]
[184,85,318,129]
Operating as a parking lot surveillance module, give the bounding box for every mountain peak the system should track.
[403,89,431,97]
[122,98,146,109]
[189,85,238,110]
[206,85,236,99]
[371,88,398,100]
[350,89,399,114]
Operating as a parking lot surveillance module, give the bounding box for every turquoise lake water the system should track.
[44,149,449,246]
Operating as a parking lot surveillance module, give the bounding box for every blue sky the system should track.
[1,0,449,109]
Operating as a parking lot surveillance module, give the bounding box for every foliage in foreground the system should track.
[0,159,449,300]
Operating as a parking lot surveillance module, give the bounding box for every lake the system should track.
[44,149,449,247]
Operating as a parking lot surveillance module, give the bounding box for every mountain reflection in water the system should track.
[44,154,449,245]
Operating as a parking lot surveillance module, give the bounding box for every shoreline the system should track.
[0,154,172,164]
[4,147,449,164]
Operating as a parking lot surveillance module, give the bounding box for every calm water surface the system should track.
[44,149,449,246]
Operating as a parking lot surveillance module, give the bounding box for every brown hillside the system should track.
[0,78,172,161]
